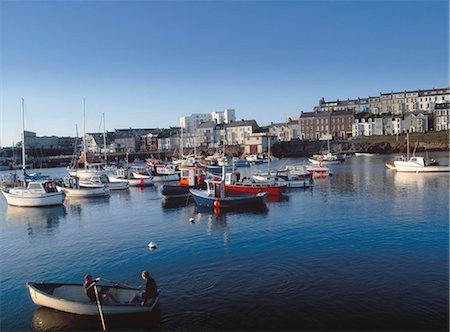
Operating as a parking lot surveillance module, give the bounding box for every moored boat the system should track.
[161,165,205,199]
[2,180,65,207]
[190,177,267,209]
[27,282,159,316]
[225,181,287,196]
[394,156,450,173]
[57,176,110,198]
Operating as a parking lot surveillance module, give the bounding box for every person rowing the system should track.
[83,274,119,304]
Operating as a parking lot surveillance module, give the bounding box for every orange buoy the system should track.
[214,200,220,207]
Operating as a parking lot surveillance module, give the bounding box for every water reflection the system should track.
[4,205,67,236]
[32,305,160,331]
[161,196,193,209]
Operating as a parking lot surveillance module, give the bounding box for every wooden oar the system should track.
[97,278,137,289]
[93,284,107,331]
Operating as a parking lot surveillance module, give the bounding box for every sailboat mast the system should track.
[82,98,87,169]
[103,113,107,167]
[267,135,271,175]
[180,127,183,160]
[406,131,410,160]
[21,98,26,173]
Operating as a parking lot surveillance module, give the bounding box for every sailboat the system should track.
[308,136,343,165]
[1,99,65,207]
[57,99,110,197]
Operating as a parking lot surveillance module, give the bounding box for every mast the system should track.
[179,127,183,160]
[21,98,26,175]
[267,135,271,175]
[82,98,87,169]
[103,113,107,167]
[406,131,410,160]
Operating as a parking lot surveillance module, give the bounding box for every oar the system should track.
[93,284,107,331]
[97,277,138,289]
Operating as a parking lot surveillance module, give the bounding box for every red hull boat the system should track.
[225,183,287,196]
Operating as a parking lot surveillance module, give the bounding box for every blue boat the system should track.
[189,177,267,209]
[234,160,251,168]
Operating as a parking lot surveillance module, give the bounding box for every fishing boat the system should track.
[0,99,65,207]
[27,282,159,316]
[161,164,205,199]
[224,182,286,196]
[190,175,267,209]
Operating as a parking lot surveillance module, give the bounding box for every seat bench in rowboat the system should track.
[27,282,159,315]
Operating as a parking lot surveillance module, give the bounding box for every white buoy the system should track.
[189,218,195,223]
[147,242,157,250]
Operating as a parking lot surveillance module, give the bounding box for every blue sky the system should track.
[1,0,448,146]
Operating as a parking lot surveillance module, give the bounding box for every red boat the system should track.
[225,182,287,196]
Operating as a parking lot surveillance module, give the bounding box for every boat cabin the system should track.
[28,180,59,193]
[179,166,205,187]
[205,178,225,198]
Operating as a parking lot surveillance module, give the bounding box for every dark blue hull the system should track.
[161,184,190,198]
[189,189,267,209]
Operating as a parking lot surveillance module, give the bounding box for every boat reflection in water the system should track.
[32,305,160,331]
[4,205,67,236]
[266,194,289,203]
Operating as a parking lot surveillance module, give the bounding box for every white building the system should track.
[352,119,373,137]
[180,109,236,134]
[211,109,235,125]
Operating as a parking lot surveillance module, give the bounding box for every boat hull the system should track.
[394,165,450,173]
[190,189,267,208]
[152,174,179,183]
[27,282,158,316]
[57,186,110,198]
[161,184,190,198]
[225,184,286,196]
[1,190,64,207]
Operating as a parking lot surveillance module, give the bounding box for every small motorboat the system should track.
[27,282,159,316]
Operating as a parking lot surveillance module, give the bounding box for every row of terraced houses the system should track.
[8,87,449,155]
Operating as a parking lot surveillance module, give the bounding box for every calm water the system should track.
[1,153,449,331]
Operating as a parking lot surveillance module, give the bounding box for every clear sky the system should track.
[1,0,448,146]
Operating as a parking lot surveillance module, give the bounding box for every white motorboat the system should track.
[80,174,129,190]
[111,169,154,187]
[57,176,110,198]
[308,154,341,165]
[0,99,65,207]
[27,282,159,316]
[2,180,65,207]
[305,164,333,177]
[394,156,450,173]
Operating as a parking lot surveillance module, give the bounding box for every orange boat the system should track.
[225,182,287,196]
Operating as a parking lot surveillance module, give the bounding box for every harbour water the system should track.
[1,153,449,331]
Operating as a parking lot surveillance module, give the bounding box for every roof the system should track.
[299,112,315,118]
[226,120,258,128]
[197,121,216,129]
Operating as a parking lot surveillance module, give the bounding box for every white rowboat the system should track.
[27,282,159,316]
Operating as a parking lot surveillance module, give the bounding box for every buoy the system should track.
[147,242,157,250]
[214,200,220,207]
[139,178,144,184]
[189,218,195,223]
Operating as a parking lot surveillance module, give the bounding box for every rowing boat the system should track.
[27,282,158,315]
